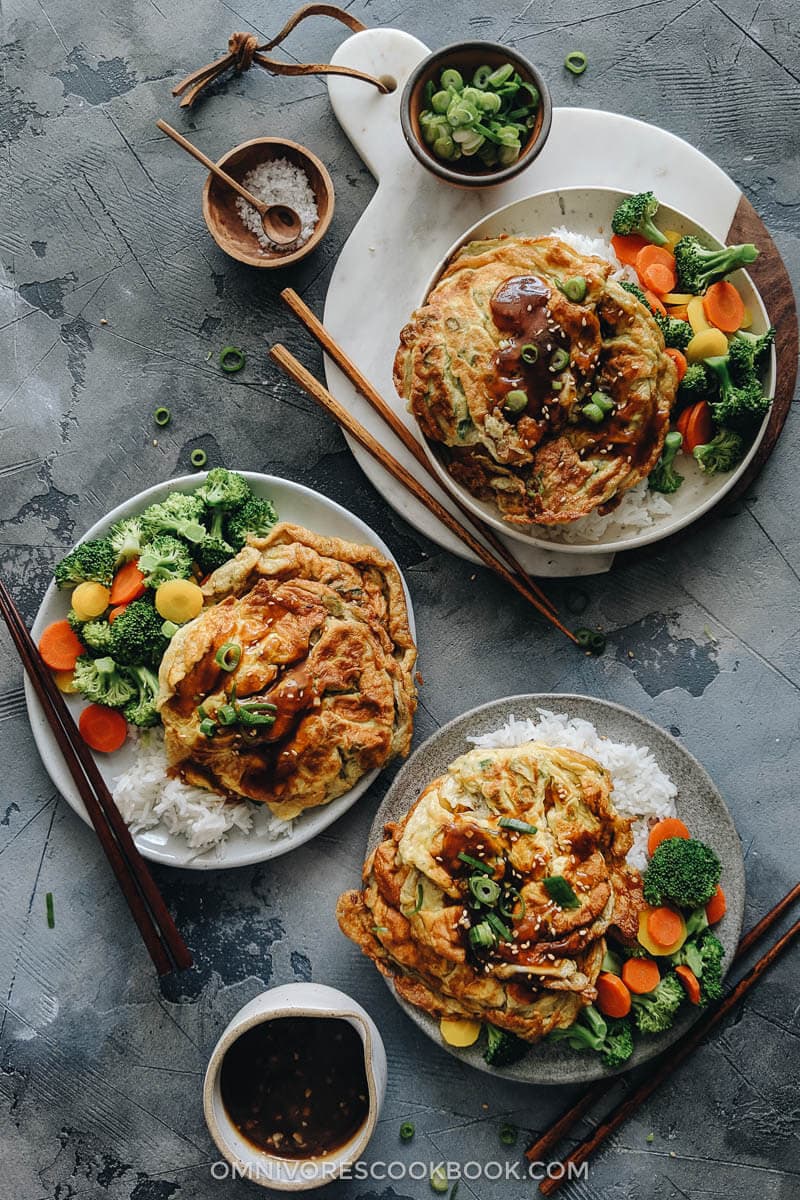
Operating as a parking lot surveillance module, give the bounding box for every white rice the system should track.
[112,728,293,852]
[518,226,675,544]
[468,708,677,870]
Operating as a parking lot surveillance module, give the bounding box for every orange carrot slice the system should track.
[641,262,677,295]
[611,233,649,266]
[78,704,128,753]
[647,906,685,949]
[665,348,688,383]
[622,957,661,995]
[39,620,85,671]
[596,972,632,1018]
[644,289,667,316]
[109,560,146,606]
[108,604,128,624]
[705,884,727,925]
[675,964,702,1005]
[647,817,690,857]
[703,281,745,333]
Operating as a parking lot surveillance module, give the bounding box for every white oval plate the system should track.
[26,473,416,870]
[415,186,775,555]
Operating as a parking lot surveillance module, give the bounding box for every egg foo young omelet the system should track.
[394,236,678,525]
[157,523,417,821]
[337,742,645,1043]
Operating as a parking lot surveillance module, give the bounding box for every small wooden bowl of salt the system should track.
[202,137,334,268]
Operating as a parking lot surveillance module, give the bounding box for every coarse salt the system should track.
[236,157,318,253]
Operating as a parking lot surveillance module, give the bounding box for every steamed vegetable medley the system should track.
[38,469,277,753]
[609,191,774,491]
[418,62,540,167]
[477,818,727,1072]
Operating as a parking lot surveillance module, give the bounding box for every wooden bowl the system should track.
[400,42,552,188]
[202,137,334,269]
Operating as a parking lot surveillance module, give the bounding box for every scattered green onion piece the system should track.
[498,816,537,834]
[590,631,607,653]
[215,641,242,672]
[591,390,615,415]
[486,911,513,941]
[582,402,605,424]
[430,1166,449,1194]
[440,67,464,90]
[235,700,277,727]
[487,63,514,87]
[520,343,539,364]
[190,448,207,468]
[372,925,388,934]
[565,50,588,76]
[468,920,496,949]
[472,64,492,88]
[199,717,217,737]
[504,389,528,414]
[154,406,171,427]
[499,887,525,922]
[469,875,501,906]
[561,275,587,303]
[219,345,246,373]
[575,627,606,654]
[410,882,425,915]
[217,704,238,726]
[161,620,179,638]
[45,892,55,929]
[543,874,581,909]
[399,1121,415,1142]
[551,380,563,391]
[457,852,494,875]
[197,704,209,719]
[499,1122,518,1146]
[550,347,570,371]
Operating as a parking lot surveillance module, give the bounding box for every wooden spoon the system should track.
[156,119,302,246]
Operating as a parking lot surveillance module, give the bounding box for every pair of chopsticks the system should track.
[529,881,800,1194]
[0,578,192,976]
[271,290,576,644]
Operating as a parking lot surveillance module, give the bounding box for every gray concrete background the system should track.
[1,1,799,1198]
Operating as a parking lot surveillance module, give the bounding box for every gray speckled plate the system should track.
[367,694,744,1085]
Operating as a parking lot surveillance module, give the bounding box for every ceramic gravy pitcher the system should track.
[204,982,387,1190]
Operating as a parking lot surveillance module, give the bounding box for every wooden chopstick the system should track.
[525,880,800,1165]
[269,344,578,643]
[280,288,559,619]
[0,579,192,975]
[536,890,800,1194]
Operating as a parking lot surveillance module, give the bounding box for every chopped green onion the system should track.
[399,1121,415,1141]
[235,706,277,728]
[499,1122,517,1145]
[199,717,217,737]
[469,920,496,949]
[486,911,513,941]
[581,402,605,423]
[561,275,587,303]
[520,343,539,364]
[487,63,514,87]
[154,406,171,427]
[457,852,494,875]
[161,620,180,638]
[430,1166,449,1194]
[550,347,570,371]
[372,925,388,934]
[575,627,606,654]
[219,345,246,373]
[543,875,581,909]
[469,875,501,906]
[498,816,537,834]
[190,448,207,468]
[472,65,492,89]
[45,892,55,929]
[215,641,241,671]
[551,380,563,391]
[504,388,528,414]
[410,882,425,915]
[499,887,525,922]
[440,67,464,90]
[217,704,238,726]
[565,50,588,76]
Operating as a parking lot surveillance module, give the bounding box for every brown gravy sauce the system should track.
[220,1017,369,1159]
[489,275,568,424]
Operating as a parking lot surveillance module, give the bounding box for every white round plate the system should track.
[416,186,775,555]
[26,473,416,870]
[367,694,744,1084]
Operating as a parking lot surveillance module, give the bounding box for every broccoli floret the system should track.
[671,930,724,1006]
[649,430,684,494]
[684,906,710,939]
[54,538,116,589]
[72,655,135,709]
[483,1024,531,1068]
[110,599,168,669]
[619,280,650,308]
[731,326,775,371]
[693,428,745,475]
[109,517,146,565]
[611,191,667,246]
[549,1005,634,1068]
[643,836,722,908]
[705,355,770,433]
[80,619,114,655]
[655,314,693,352]
[137,534,192,588]
[673,236,759,294]
[631,973,685,1034]
[599,1016,635,1069]
[677,362,713,405]
[122,663,160,727]
[196,469,252,538]
[225,495,278,551]
[140,492,207,545]
[194,535,234,576]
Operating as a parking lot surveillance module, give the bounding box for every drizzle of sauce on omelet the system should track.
[489,275,569,429]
